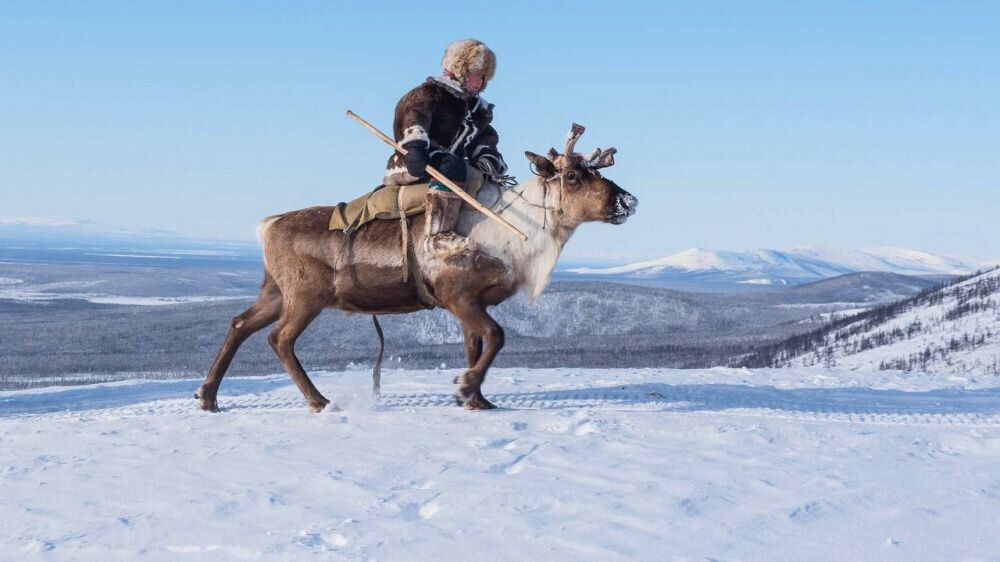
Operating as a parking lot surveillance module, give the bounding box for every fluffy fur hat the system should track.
[441,39,496,81]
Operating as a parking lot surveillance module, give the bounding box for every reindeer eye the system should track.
[565,171,578,182]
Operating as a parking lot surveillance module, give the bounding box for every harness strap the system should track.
[397,185,409,283]
[491,174,564,231]
[390,185,437,308]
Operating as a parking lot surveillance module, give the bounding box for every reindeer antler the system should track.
[548,123,616,172]
[564,123,585,155]
[586,147,617,170]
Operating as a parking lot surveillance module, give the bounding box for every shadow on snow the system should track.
[378,383,1000,417]
[0,376,288,417]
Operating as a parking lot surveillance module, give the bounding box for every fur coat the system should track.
[384,76,507,185]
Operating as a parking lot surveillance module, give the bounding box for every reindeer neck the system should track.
[483,176,579,301]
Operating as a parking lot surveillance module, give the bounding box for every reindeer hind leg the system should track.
[197,278,282,412]
[268,294,332,412]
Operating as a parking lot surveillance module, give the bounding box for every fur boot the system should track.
[425,189,468,255]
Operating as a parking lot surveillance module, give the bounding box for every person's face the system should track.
[465,72,484,95]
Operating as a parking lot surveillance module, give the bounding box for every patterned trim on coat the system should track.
[401,125,430,148]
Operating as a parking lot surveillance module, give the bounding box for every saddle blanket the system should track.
[328,167,485,232]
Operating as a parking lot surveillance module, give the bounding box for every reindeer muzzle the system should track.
[608,192,638,225]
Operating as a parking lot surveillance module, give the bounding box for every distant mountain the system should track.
[774,272,941,304]
[0,216,180,241]
[0,216,260,265]
[561,247,999,291]
[738,268,1000,376]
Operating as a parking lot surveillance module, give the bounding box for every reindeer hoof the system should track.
[454,388,497,410]
[464,395,497,411]
[308,396,333,413]
[199,398,220,413]
[310,403,342,413]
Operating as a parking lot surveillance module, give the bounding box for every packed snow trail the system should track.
[2,367,1000,561]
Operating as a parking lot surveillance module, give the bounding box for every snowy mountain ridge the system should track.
[741,268,1000,375]
[0,215,177,238]
[0,215,259,247]
[565,247,999,286]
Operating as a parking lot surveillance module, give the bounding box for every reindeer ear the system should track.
[525,151,556,178]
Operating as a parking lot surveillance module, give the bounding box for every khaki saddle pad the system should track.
[328,166,485,232]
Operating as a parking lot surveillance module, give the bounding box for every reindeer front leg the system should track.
[462,325,484,369]
[451,301,504,410]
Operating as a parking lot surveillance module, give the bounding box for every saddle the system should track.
[328,166,485,233]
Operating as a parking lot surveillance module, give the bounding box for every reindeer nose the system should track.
[618,193,638,216]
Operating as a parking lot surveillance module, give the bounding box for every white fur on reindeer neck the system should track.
[464,174,569,302]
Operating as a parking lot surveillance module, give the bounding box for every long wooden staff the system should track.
[346,110,528,241]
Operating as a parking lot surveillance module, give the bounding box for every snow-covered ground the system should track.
[0,279,247,306]
[3,367,1000,561]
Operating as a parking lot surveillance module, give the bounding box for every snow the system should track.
[566,248,772,275]
[864,246,998,274]
[84,253,182,260]
[737,277,774,285]
[566,246,999,280]
[0,280,245,306]
[788,269,1000,374]
[3,367,1000,560]
[804,308,869,323]
[776,301,873,309]
[84,295,247,306]
[153,250,240,256]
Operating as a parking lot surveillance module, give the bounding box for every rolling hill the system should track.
[739,268,1000,375]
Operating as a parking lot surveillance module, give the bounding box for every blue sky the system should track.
[2,1,998,262]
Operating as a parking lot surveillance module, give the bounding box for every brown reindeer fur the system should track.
[197,136,636,413]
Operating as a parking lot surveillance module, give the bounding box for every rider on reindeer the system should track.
[383,39,511,255]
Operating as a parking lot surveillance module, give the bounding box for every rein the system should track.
[490,172,565,231]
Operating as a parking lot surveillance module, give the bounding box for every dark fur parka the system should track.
[384,76,507,185]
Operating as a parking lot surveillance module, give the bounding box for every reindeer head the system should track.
[524,123,637,226]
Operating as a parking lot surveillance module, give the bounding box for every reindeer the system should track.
[196,124,637,412]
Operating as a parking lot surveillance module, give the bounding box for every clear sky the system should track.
[2,1,998,262]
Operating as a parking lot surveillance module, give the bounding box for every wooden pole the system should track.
[346,110,528,241]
